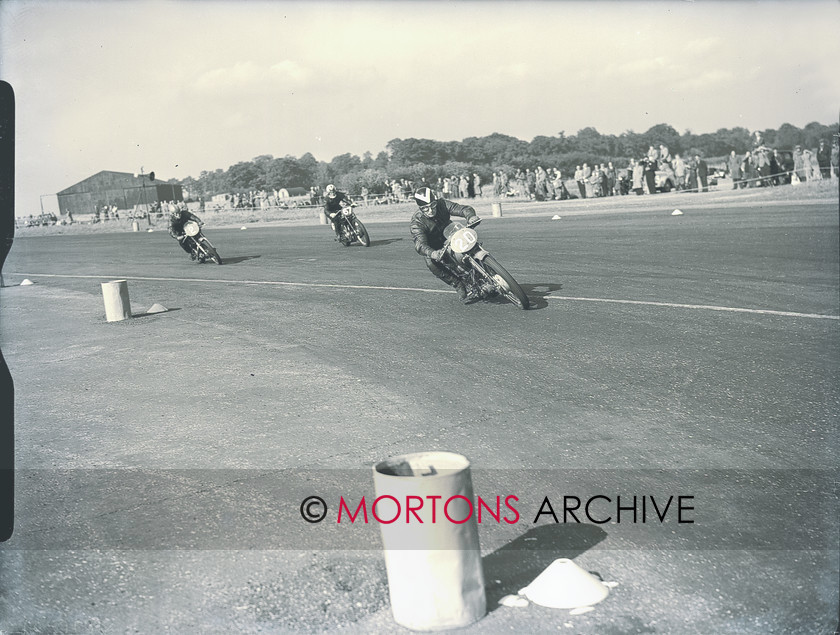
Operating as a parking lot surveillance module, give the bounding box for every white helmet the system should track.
[325,184,337,198]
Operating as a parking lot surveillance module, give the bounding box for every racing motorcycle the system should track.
[331,202,370,247]
[182,220,223,264]
[441,219,529,309]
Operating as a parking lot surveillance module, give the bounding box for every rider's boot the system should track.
[457,280,482,304]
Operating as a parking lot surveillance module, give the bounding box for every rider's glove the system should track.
[468,216,481,226]
[430,249,445,262]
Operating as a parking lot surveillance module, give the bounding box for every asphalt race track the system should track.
[1,199,838,633]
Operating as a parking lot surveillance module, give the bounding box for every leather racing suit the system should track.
[409,198,479,287]
[324,191,353,240]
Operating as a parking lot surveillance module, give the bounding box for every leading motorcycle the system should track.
[331,202,370,247]
[441,219,529,309]
[182,220,223,264]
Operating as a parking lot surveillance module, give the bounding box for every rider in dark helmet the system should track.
[409,186,491,304]
[167,202,204,260]
[323,183,354,242]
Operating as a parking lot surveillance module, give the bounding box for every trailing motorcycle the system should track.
[441,219,529,309]
[331,202,370,247]
[182,220,223,264]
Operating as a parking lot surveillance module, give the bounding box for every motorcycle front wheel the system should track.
[352,218,370,247]
[201,238,223,264]
[480,255,530,309]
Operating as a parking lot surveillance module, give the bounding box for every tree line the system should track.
[177,121,838,198]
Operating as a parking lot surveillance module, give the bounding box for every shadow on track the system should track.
[520,283,564,310]
[217,255,262,264]
[481,282,563,310]
[131,308,183,319]
[482,523,606,611]
[368,238,404,247]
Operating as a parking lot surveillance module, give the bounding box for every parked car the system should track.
[654,168,676,192]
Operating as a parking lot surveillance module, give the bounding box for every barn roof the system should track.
[57,171,160,195]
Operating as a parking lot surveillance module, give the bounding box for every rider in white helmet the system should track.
[168,202,203,260]
[323,184,354,243]
[409,186,492,304]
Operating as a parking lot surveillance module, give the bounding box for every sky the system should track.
[1,0,839,216]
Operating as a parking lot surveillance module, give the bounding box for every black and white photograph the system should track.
[0,1,838,633]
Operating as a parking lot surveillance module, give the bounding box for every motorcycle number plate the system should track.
[183,220,200,236]
[450,227,478,253]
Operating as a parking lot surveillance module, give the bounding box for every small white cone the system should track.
[20,279,35,286]
[671,209,683,216]
[551,215,562,220]
[145,303,168,314]
[241,226,248,230]
[147,228,154,232]
[518,558,609,609]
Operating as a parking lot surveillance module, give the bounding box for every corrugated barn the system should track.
[56,171,183,217]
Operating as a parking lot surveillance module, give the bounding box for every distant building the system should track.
[56,170,183,217]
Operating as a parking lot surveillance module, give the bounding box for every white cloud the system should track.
[684,37,721,54]
[270,60,310,82]
[675,70,736,92]
[193,60,311,92]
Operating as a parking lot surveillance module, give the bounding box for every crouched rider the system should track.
[168,203,204,260]
[323,183,353,242]
[409,186,493,304]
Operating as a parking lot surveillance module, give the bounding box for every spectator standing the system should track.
[803,149,821,180]
[589,165,603,197]
[742,151,755,187]
[599,164,609,197]
[473,173,482,197]
[685,158,697,192]
[830,137,839,179]
[582,163,592,198]
[545,169,556,200]
[792,146,806,183]
[632,159,645,195]
[695,155,709,193]
[754,143,772,187]
[606,162,616,196]
[643,157,657,195]
[673,154,687,190]
[456,175,466,198]
[574,165,586,198]
[533,167,546,200]
[816,139,831,179]
[728,150,742,189]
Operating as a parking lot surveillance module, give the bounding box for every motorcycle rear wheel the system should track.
[480,255,530,309]
[353,219,370,247]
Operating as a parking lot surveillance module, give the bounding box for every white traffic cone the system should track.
[518,558,609,609]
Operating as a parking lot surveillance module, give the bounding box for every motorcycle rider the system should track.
[323,183,354,243]
[168,202,204,260]
[410,186,493,304]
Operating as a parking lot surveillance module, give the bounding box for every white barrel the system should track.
[132,220,140,232]
[491,202,502,217]
[101,280,131,322]
[373,451,486,631]
[319,211,328,225]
